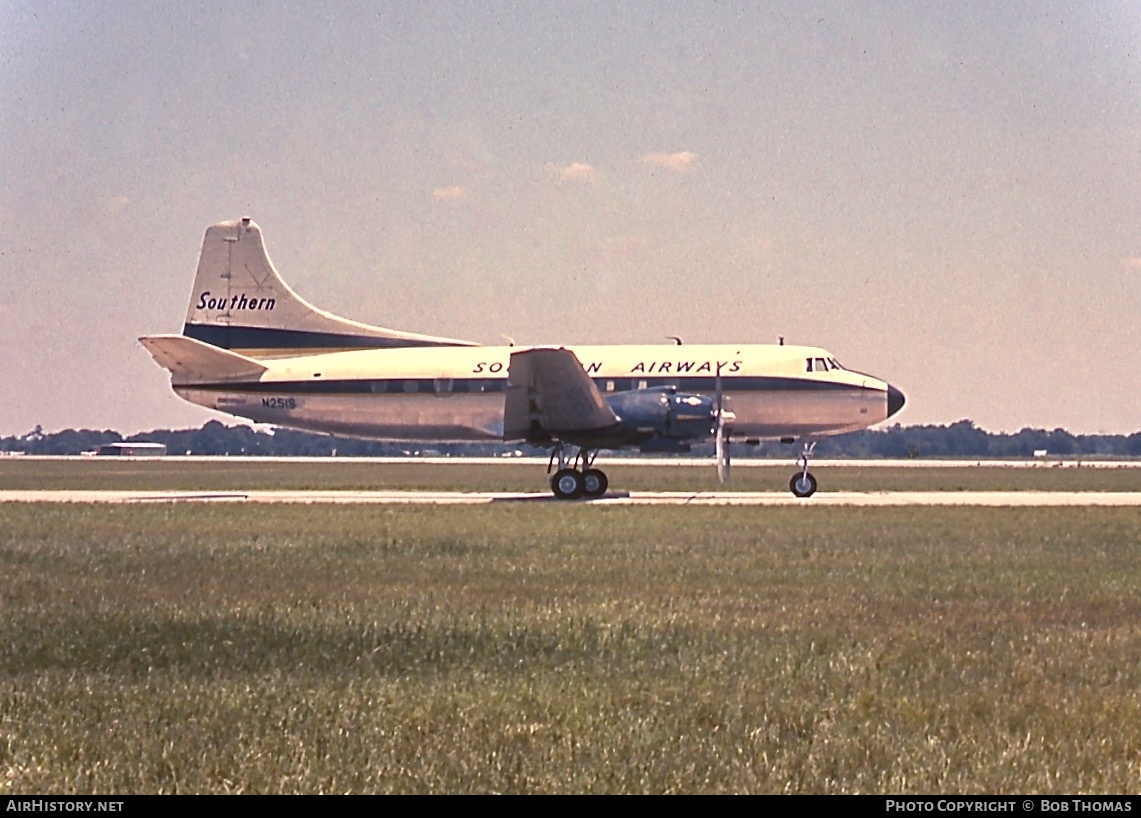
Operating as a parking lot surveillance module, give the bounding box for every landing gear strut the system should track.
[548,445,608,500]
[789,441,818,497]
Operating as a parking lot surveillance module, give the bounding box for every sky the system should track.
[1,1,1138,436]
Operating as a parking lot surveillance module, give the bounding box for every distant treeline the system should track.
[3,420,1140,458]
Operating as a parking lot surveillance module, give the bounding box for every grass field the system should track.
[0,458,1137,493]
[0,500,1137,793]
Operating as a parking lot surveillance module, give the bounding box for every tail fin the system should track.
[182,218,476,357]
[139,335,267,384]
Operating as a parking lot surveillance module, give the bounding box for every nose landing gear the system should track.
[789,441,818,498]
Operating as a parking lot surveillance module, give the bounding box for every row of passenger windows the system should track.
[806,357,844,372]
[368,379,502,394]
[364,378,654,395]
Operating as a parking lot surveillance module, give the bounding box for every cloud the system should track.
[548,162,597,182]
[92,194,131,218]
[641,151,698,172]
[432,186,468,201]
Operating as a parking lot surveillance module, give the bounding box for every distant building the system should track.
[96,442,167,457]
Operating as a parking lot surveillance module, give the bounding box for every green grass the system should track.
[0,504,1138,793]
[0,459,1137,492]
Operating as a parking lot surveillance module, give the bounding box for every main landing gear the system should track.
[789,440,818,497]
[548,445,608,500]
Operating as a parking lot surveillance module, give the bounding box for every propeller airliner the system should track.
[141,219,906,498]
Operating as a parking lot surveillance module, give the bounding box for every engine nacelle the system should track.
[603,387,717,447]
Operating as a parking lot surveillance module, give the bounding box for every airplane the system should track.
[140,218,905,499]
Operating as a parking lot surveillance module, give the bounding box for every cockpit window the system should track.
[806,357,844,372]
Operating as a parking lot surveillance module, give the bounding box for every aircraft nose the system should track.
[887,385,906,418]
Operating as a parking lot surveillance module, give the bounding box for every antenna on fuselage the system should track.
[667,336,683,345]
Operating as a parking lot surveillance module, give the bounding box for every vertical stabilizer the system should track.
[182,218,475,357]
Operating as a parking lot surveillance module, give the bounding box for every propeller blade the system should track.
[714,364,731,484]
[715,366,722,413]
[716,417,731,484]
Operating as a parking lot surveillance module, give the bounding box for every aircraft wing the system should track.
[139,335,268,383]
[504,347,620,442]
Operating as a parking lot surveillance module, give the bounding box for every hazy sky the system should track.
[2,1,1138,436]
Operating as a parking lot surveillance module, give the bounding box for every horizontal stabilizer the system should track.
[139,335,267,383]
[504,347,619,442]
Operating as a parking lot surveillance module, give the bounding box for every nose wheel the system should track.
[790,472,817,497]
[789,441,818,498]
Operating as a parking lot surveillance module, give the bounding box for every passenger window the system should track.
[606,380,615,392]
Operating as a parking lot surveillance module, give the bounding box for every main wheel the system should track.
[582,468,609,498]
[789,471,817,498]
[551,468,585,500]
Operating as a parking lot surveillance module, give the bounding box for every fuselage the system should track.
[175,341,898,443]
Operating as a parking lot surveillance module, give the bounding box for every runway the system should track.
[2,490,1139,506]
[7,455,1139,468]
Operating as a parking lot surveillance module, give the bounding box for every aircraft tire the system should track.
[789,472,817,498]
[551,468,585,500]
[582,468,608,498]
